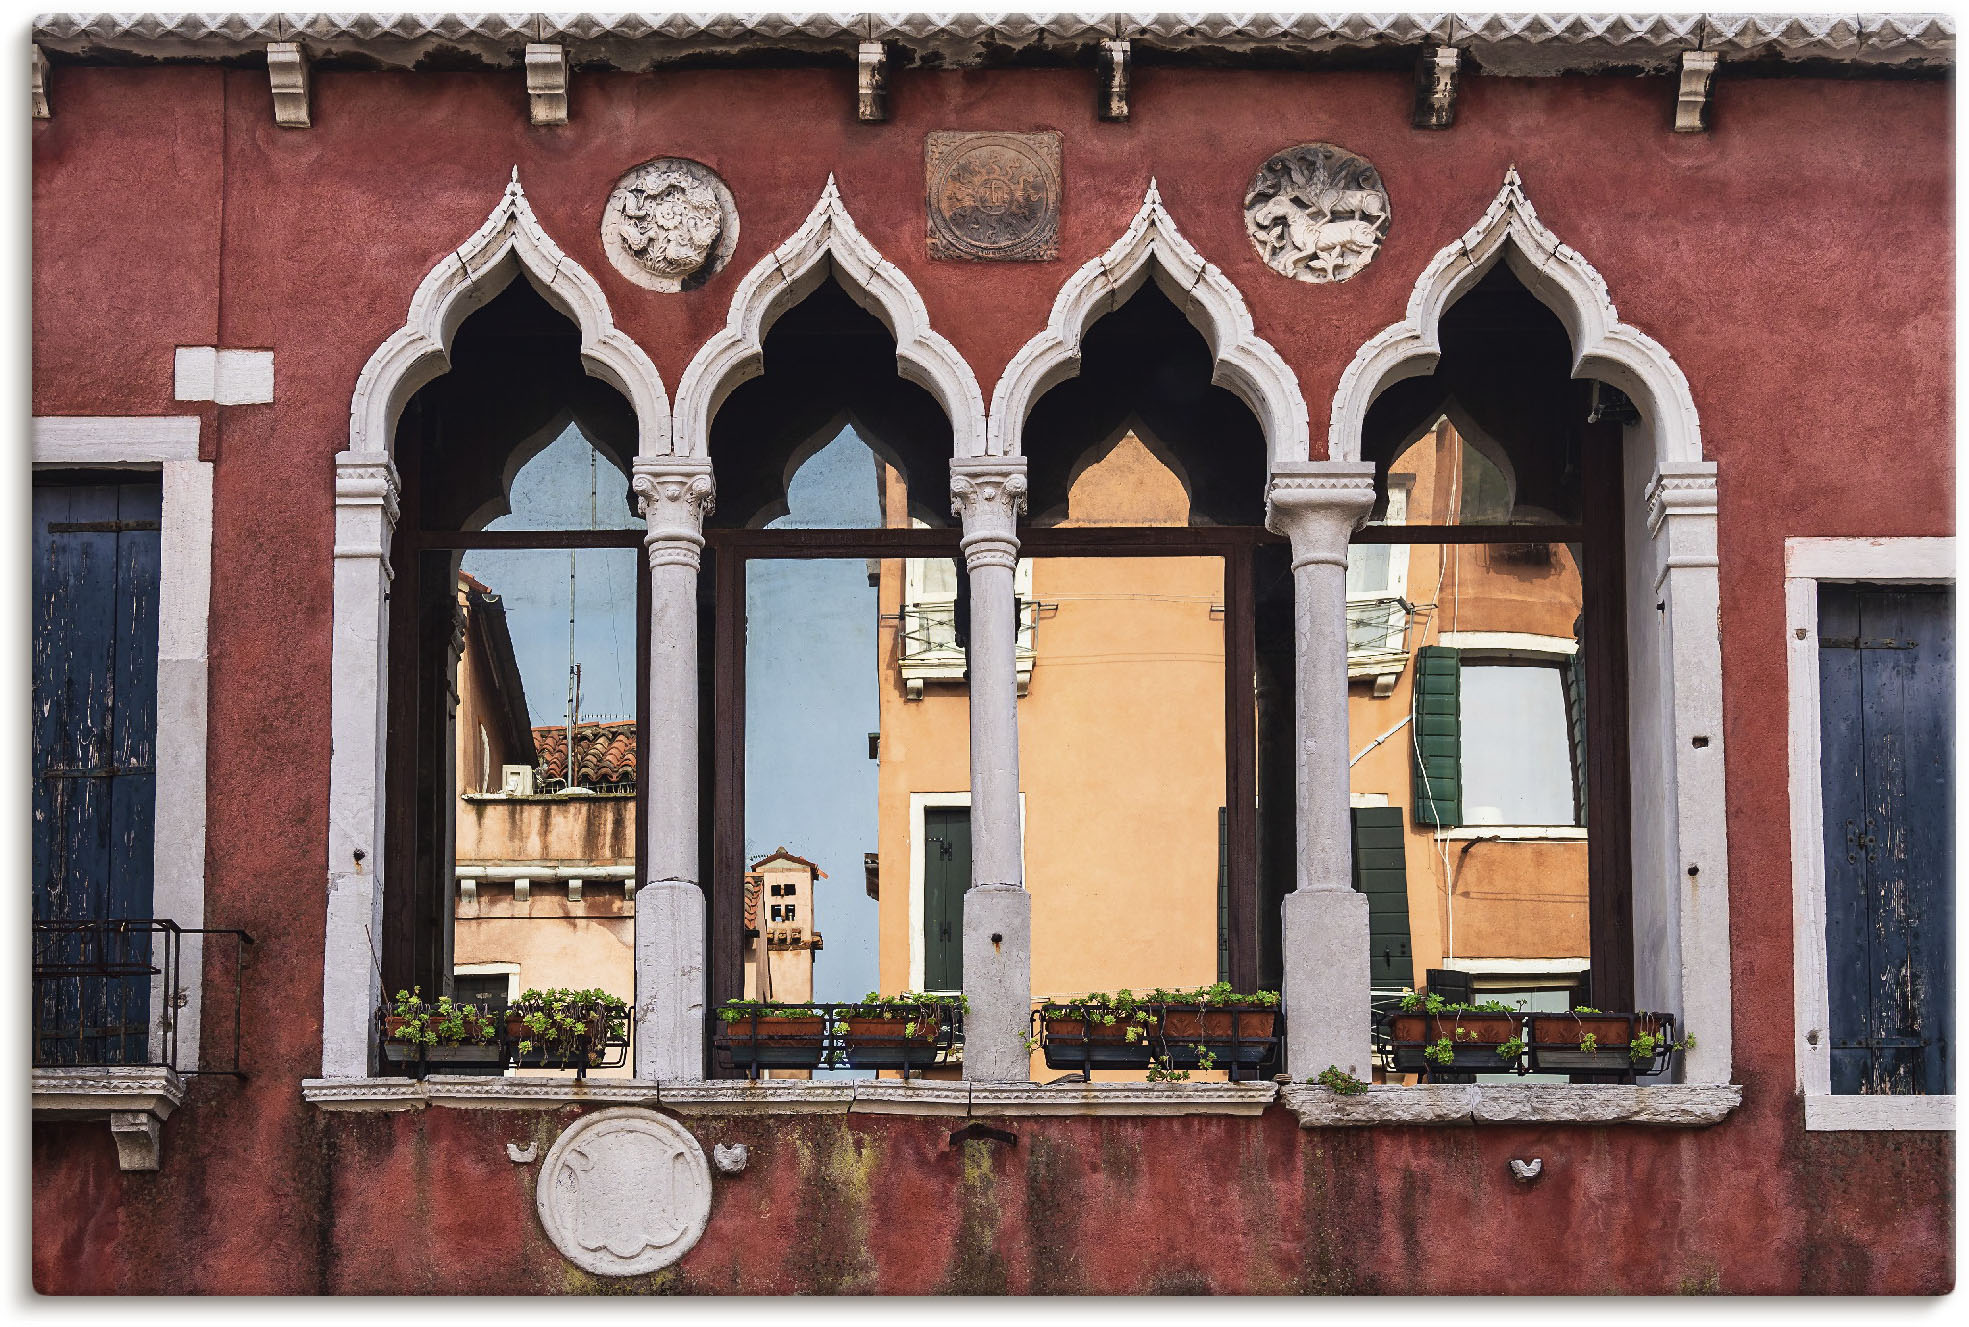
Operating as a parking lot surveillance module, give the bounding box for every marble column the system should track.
[950,456,1032,1080]
[1264,460,1377,1079]
[632,458,715,1081]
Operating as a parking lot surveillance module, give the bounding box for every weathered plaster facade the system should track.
[30,12,1953,1295]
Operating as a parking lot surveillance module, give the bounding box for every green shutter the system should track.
[1564,640,1588,827]
[1411,645,1461,826]
[1351,807,1413,988]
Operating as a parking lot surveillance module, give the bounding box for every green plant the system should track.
[1578,1032,1599,1054]
[1630,1028,1696,1063]
[841,991,967,1039]
[716,999,827,1023]
[509,987,630,1056]
[385,987,499,1047]
[1496,1035,1527,1062]
[1423,1037,1454,1066]
[1311,1065,1369,1095]
[1397,990,1514,1016]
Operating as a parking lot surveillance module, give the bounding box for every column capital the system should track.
[634,457,716,570]
[333,451,401,524]
[950,456,1028,572]
[1644,460,1718,537]
[1264,461,1376,569]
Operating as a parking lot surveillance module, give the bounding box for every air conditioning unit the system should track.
[500,765,535,796]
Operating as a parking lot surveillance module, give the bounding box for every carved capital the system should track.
[1644,461,1719,537]
[950,457,1028,571]
[333,453,401,556]
[634,459,716,569]
[1265,462,1377,569]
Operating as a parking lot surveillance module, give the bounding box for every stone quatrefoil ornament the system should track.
[1243,143,1390,284]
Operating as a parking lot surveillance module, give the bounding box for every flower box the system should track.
[1526,1011,1677,1079]
[716,1014,832,1071]
[1388,1011,1524,1076]
[842,1013,944,1070]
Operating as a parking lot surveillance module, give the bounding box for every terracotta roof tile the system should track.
[534,720,637,787]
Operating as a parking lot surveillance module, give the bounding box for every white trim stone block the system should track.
[1279,1082,1742,1128]
[32,415,201,464]
[174,346,275,405]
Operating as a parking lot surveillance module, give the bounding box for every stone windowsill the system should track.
[32,1065,187,1170]
[1278,1082,1743,1127]
[301,1076,1743,1125]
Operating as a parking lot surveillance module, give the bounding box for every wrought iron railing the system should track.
[1346,595,1415,677]
[32,918,253,1076]
[712,1001,965,1081]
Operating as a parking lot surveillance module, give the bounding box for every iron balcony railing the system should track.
[32,918,253,1077]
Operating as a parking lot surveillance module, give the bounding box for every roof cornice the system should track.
[30,13,1955,74]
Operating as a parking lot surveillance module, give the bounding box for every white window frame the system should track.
[1785,536,1955,1131]
[31,416,214,1074]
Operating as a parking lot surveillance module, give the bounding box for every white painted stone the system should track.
[1805,1094,1955,1132]
[1276,1082,1741,1128]
[674,175,982,459]
[601,158,738,292]
[1245,144,1390,283]
[960,885,1032,1081]
[856,40,888,121]
[31,415,200,464]
[174,346,274,405]
[536,1108,712,1277]
[506,1141,538,1162]
[267,41,309,127]
[636,882,705,1081]
[851,1081,972,1116]
[712,1142,750,1172]
[656,1081,855,1115]
[524,43,567,125]
[968,1081,1277,1117]
[1281,889,1373,1080]
[989,179,1308,466]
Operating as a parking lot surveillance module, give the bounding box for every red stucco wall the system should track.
[30,60,1952,1295]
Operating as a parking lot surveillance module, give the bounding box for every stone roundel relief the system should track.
[925,130,1062,262]
[1243,143,1390,284]
[601,157,739,293]
[536,1107,713,1277]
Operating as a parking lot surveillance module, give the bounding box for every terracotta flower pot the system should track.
[1526,1011,1668,1077]
[1388,1010,1524,1077]
[1161,1008,1277,1041]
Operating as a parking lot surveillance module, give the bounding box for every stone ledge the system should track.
[851,1081,972,1116]
[968,1081,1278,1117]
[1278,1082,1743,1128]
[33,1066,187,1170]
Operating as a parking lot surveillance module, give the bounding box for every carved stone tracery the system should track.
[1244,143,1391,284]
[602,158,739,293]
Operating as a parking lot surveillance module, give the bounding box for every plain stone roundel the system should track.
[536,1107,713,1276]
[601,157,739,293]
[1243,143,1390,284]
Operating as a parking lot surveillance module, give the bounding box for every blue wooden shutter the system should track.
[1411,645,1461,826]
[1818,584,1954,1096]
[32,479,162,1064]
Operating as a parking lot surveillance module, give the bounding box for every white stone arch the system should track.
[1329,166,1701,466]
[673,175,986,460]
[321,169,670,1079]
[346,168,672,462]
[988,179,1309,466]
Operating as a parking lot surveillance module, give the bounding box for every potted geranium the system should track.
[715,1000,837,1074]
[1387,990,1526,1078]
[840,992,964,1073]
[507,988,630,1074]
[1526,1008,1693,1079]
[380,987,503,1076]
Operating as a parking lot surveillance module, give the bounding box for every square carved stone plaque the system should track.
[925,131,1062,262]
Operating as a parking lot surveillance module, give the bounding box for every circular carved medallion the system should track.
[926,132,1061,262]
[536,1108,713,1277]
[601,158,739,293]
[1243,143,1390,284]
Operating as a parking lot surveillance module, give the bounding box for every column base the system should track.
[961,885,1032,1082]
[1282,888,1372,1080]
[635,880,705,1080]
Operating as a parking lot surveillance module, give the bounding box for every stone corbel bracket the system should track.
[31,43,50,118]
[525,42,568,126]
[857,40,888,122]
[268,41,310,127]
[1098,38,1130,121]
[1413,45,1460,129]
[1674,50,1720,132]
[33,1067,187,1171]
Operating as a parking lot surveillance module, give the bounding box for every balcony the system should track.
[31,918,252,1169]
[895,598,1038,699]
[1347,595,1415,695]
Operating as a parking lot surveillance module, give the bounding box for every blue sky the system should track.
[745,428,885,999]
